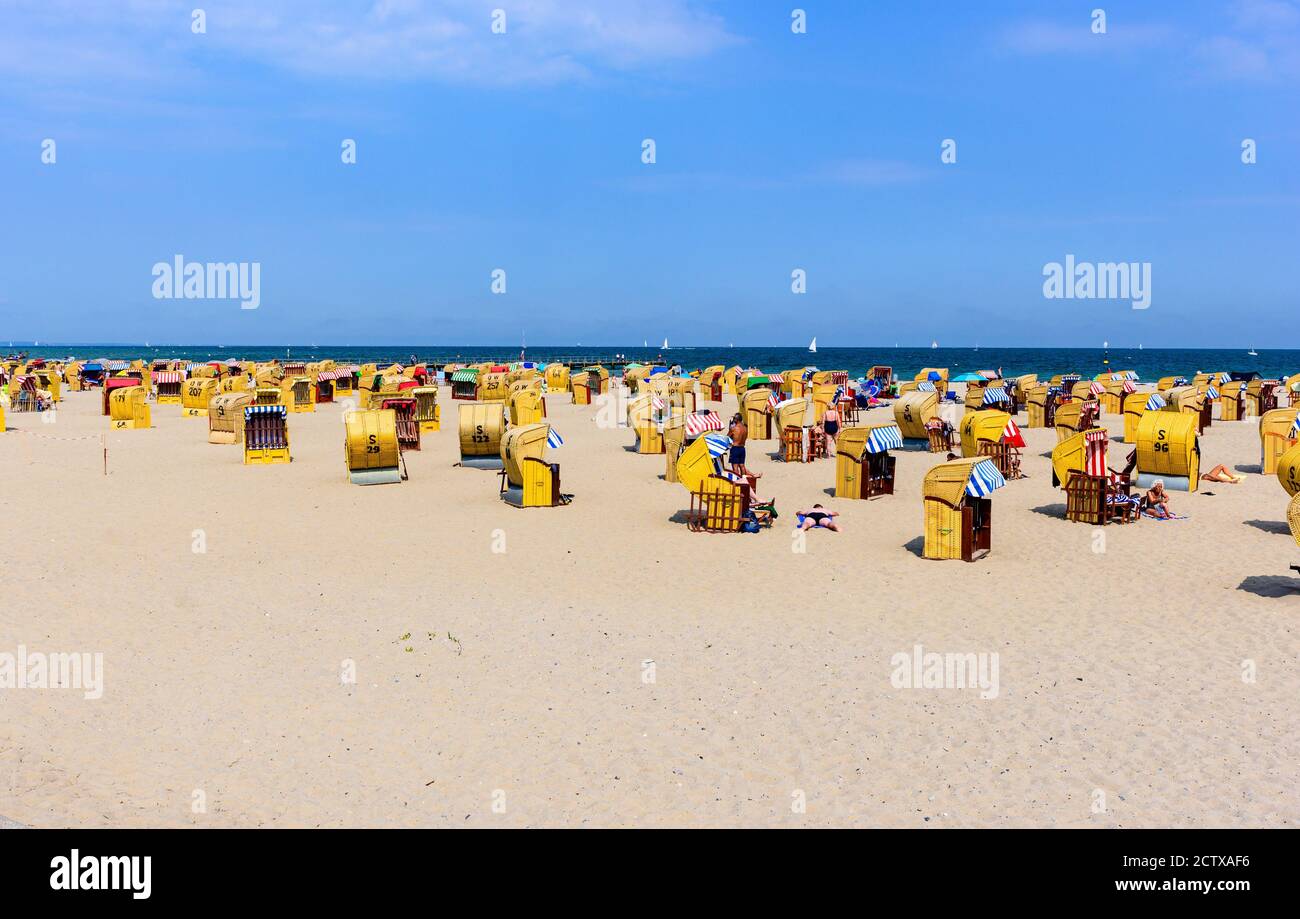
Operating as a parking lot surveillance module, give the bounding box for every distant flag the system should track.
[546,428,563,448]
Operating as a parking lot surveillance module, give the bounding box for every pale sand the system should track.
[1,386,1296,828]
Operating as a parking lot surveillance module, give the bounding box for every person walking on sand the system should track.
[822,402,840,455]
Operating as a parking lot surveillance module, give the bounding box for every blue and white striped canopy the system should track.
[245,404,287,419]
[703,433,732,458]
[965,459,1007,497]
[546,428,563,448]
[1218,372,1232,384]
[864,424,904,453]
[1291,411,1300,438]
[916,381,936,392]
[1206,385,1219,400]
[982,387,1009,405]
[1145,393,1167,411]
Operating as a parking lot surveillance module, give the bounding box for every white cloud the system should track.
[1195,35,1274,79]
[998,3,1300,82]
[0,0,741,88]
[998,20,1173,55]
[1197,0,1300,80]
[815,159,927,187]
[1230,0,1300,29]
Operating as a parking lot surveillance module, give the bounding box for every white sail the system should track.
[931,340,938,349]
[808,337,817,353]
[662,338,669,350]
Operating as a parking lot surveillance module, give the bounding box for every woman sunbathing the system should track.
[1200,464,1244,484]
[795,504,840,532]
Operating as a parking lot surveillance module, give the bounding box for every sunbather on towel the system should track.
[795,504,840,532]
[1143,480,1172,518]
[1200,464,1244,484]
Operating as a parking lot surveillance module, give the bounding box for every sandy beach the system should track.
[1,382,1296,828]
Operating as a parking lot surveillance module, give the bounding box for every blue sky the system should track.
[1,0,1296,347]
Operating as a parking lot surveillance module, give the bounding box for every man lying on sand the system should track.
[795,504,840,532]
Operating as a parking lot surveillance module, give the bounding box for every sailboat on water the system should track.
[1248,347,1258,356]
[931,340,939,349]
[662,338,669,351]
[808,337,817,353]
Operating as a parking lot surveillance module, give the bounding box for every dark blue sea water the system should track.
[8,344,1299,382]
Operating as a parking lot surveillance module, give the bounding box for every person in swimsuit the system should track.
[1143,479,1172,518]
[795,504,840,532]
[728,413,758,477]
[822,403,840,454]
[1200,464,1244,484]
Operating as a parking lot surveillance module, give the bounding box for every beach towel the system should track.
[795,513,833,529]
[1141,510,1188,521]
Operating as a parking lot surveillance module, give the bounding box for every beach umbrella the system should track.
[952,372,984,383]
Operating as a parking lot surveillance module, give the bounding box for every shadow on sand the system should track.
[1243,519,1291,536]
[1236,575,1300,598]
